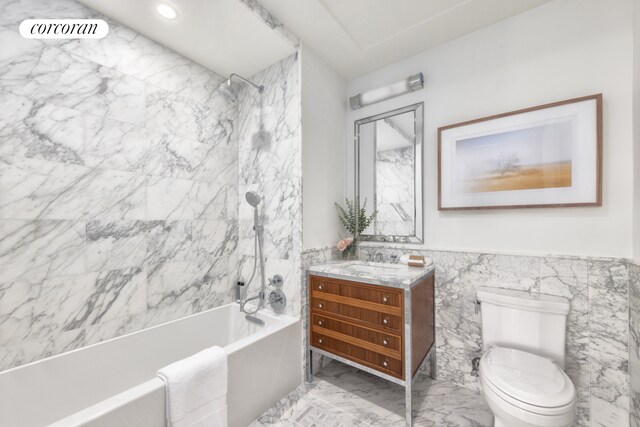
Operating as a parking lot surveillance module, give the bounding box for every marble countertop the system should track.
[308,260,434,289]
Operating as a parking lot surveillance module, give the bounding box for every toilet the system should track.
[476,287,576,427]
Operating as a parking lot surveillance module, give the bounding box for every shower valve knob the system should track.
[269,274,284,288]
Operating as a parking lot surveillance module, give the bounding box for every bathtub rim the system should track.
[1,302,298,377]
[44,303,300,426]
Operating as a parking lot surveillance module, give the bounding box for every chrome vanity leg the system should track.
[404,289,413,427]
[305,272,313,383]
[306,348,313,383]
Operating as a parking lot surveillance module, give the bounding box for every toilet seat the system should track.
[480,347,576,415]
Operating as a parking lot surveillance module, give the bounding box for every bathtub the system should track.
[0,303,302,427]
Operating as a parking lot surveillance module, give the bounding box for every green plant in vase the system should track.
[335,197,377,258]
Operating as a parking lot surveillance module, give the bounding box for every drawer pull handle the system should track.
[383,296,389,303]
[383,360,389,367]
[382,318,389,325]
[318,338,323,344]
[318,285,323,290]
[318,303,324,309]
[318,320,323,326]
[383,339,389,346]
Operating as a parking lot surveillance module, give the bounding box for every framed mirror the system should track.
[354,103,423,243]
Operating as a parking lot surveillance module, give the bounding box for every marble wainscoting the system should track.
[301,246,342,375]
[235,53,302,317]
[630,261,640,427]
[0,0,239,371]
[358,246,631,427]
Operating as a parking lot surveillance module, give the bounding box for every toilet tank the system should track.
[477,287,570,368]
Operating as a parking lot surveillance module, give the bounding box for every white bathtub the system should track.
[0,303,302,427]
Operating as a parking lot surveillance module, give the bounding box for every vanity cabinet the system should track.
[308,273,434,380]
[306,262,435,427]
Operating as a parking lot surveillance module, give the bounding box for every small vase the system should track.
[342,239,358,258]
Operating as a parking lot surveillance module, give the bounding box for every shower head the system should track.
[245,191,261,207]
[219,83,238,103]
[218,74,264,103]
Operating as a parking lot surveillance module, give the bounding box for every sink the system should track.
[340,261,407,271]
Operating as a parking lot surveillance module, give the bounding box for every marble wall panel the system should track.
[0,0,240,371]
[630,261,640,427]
[236,53,302,318]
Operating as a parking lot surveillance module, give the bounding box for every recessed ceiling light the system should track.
[156,3,178,20]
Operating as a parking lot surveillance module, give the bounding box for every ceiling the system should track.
[257,0,553,79]
[77,0,296,78]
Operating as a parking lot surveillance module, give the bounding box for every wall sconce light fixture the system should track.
[349,73,424,110]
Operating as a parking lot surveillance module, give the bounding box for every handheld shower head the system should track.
[245,191,261,207]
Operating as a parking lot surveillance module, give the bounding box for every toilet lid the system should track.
[480,347,575,408]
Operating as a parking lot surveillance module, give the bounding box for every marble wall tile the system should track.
[589,260,629,417]
[0,93,85,165]
[0,0,229,108]
[0,267,145,348]
[146,176,227,221]
[236,53,302,318]
[0,219,86,283]
[146,254,231,313]
[84,113,238,184]
[0,155,148,221]
[0,0,300,376]
[0,30,145,125]
[540,257,590,426]
[0,0,243,372]
[53,22,227,106]
[145,86,235,144]
[630,261,640,427]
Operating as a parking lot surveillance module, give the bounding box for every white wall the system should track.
[301,45,347,249]
[347,0,635,258]
[634,0,640,262]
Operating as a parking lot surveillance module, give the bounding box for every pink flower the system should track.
[336,238,354,252]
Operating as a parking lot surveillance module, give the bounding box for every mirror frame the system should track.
[354,102,424,243]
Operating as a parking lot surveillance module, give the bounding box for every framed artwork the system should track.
[438,94,602,210]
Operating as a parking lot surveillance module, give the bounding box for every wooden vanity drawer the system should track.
[312,332,403,378]
[311,299,402,333]
[311,313,402,354]
[311,277,402,308]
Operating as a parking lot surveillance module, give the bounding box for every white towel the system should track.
[157,346,228,427]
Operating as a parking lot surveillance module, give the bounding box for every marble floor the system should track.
[251,362,493,427]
